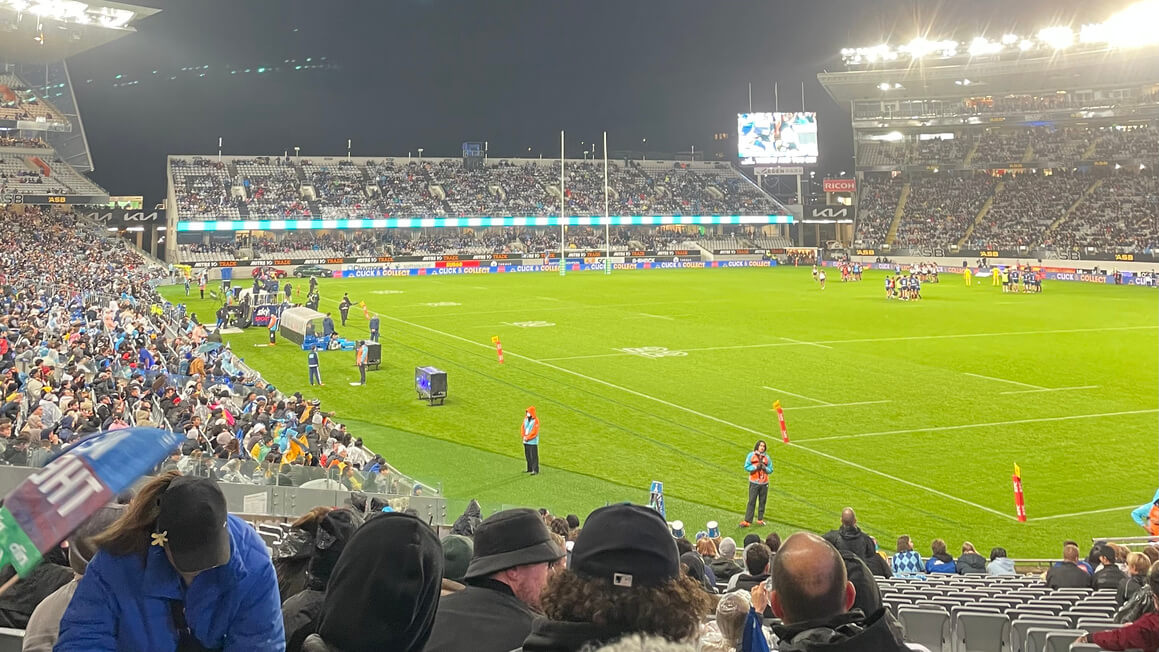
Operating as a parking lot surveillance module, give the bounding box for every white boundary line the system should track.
[963,372,1045,390]
[378,313,1019,521]
[761,385,830,405]
[780,336,833,350]
[1000,385,1100,395]
[536,325,1157,362]
[637,313,675,321]
[804,409,1159,443]
[785,400,892,411]
[1027,505,1139,521]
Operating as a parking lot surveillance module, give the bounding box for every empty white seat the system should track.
[900,607,951,652]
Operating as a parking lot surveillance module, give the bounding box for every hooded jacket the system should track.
[822,526,875,563]
[986,557,1016,575]
[773,608,913,652]
[957,552,987,574]
[283,510,363,650]
[521,407,539,445]
[451,499,483,537]
[299,513,442,652]
[55,514,284,652]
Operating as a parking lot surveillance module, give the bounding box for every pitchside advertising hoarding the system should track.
[737,112,818,165]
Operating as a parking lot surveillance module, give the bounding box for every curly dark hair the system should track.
[540,571,713,642]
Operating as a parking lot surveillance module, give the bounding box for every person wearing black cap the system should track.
[425,508,564,652]
[56,472,285,651]
[297,513,443,652]
[519,504,714,652]
[282,509,364,648]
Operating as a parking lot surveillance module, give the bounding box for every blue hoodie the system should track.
[56,514,284,652]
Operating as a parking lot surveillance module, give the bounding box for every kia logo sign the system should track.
[823,179,856,193]
[810,207,850,219]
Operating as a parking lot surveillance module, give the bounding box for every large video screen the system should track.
[737,112,818,165]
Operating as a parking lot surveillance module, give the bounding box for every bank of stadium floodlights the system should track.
[175,215,794,233]
[840,0,1159,66]
[0,0,136,29]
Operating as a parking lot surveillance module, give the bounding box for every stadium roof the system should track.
[818,46,1159,105]
[0,0,158,63]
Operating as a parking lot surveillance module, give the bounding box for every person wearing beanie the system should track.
[426,508,564,652]
[441,535,474,596]
[299,513,443,652]
[23,505,125,652]
[282,509,364,648]
[708,537,743,583]
[519,503,714,652]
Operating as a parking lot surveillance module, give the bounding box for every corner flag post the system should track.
[1012,463,1027,522]
[773,400,789,443]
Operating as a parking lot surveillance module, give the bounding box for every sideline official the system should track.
[521,407,539,475]
[740,440,773,527]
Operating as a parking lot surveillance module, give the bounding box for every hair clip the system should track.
[150,531,169,547]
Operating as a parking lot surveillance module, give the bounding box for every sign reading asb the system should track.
[823,179,856,193]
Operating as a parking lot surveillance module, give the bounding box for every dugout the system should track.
[278,307,326,346]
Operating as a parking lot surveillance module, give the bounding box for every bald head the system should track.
[771,532,855,625]
[840,508,856,528]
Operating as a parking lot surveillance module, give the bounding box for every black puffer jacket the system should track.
[774,609,913,652]
[822,525,875,562]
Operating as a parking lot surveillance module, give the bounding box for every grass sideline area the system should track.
[160,267,1158,557]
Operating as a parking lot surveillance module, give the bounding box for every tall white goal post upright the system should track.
[604,130,611,275]
[560,130,566,277]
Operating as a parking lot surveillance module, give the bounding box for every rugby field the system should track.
[160,267,1159,557]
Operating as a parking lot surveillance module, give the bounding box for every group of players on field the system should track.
[997,264,1043,293]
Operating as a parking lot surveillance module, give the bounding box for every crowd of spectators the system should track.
[853,176,905,245]
[171,157,782,222]
[0,74,64,125]
[1093,126,1159,161]
[1051,172,1159,253]
[968,171,1091,250]
[892,173,997,247]
[0,135,48,149]
[972,129,1030,165]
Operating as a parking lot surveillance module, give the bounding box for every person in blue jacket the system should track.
[56,472,285,651]
[1132,488,1159,536]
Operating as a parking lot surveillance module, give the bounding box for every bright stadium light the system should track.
[1019,39,1034,51]
[1080,0,1159,48]
[1037,26,1075,50]
[1001,33,1019,45]
[968,36,1002,56]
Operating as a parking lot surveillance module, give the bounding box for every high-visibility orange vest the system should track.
[1148,503,1159,536]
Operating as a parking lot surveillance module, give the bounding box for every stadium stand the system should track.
[169,156,783,222]
[892,173,997,248]
[968,172,1093,250]
[854,176,906,246]
[1051,172,1159,252]
[0,73,68,127]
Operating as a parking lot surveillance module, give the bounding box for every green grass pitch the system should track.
[161,267,1158,557]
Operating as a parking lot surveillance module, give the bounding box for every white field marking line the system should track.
[783,400,892,411]
[637,313,674,321]
[1000,385,1100,395]
[963,372,1046,390]
[760,385,830,405]
[804,409,1159,443]
[1028,505,1140,521]
[780,336,832,350]
[377,312,1017,521]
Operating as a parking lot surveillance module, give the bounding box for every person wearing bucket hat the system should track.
[56,472,284,652]
[425,508,564,652]
[519,504,714,652]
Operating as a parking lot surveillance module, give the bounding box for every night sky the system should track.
[64,0,1135,204]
